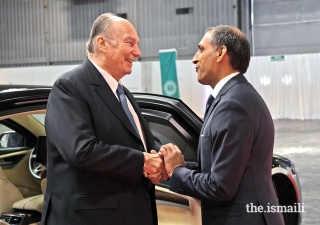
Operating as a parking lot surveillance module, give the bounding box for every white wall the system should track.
[1,53,320,120]
[0,65,78,86]
[245,53,320,120]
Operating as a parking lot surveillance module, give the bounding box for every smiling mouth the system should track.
[195,67,199,72]
[126,59,134,64]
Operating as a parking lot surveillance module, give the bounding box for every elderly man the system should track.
[42,13,165,225]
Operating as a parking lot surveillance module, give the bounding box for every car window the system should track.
[31,114,45,125]
[148,118,197,162]
[0,124,26,149]
[0,112,45,152]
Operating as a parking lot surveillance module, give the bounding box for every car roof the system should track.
[0,85,52,91]
[0,85,52,113]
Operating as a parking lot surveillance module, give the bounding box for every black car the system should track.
[0,85,301,225]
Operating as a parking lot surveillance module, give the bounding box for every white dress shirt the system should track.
[89,60,147,151]
[211,72,240,98]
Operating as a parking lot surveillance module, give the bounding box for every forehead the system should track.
[199,31,214,48]
[116,20,140,42]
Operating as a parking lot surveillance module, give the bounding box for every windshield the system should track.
[31,114,45,125]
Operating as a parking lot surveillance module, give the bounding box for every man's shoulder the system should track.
[59,64,85,80]
[53,64,88,88]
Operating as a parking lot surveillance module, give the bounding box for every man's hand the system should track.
[152,150,170,181]
[143,151,168,184]
[160,143,186,177]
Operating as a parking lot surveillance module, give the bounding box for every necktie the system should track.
[205,94,214,116]
[116,84,140,136]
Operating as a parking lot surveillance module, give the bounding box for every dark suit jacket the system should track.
[169,74,285,225]
[41,58,158,225]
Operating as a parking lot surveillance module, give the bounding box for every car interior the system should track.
[0,112,46,225]
[0,136,47,224]
[0,110,202,225]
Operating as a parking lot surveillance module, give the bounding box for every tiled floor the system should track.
[273,119,320,225]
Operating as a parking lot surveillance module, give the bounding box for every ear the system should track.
[96,36,109,52]
[216,46,227,62]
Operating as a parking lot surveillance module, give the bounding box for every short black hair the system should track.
[206,25,251,73]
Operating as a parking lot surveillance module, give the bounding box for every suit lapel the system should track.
[124,87,154,152]
[82,58,141,140]
[201,97,219,134]
[201,74,247,133]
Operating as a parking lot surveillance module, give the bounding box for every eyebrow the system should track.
[124,36,140,44]
[124,37,134,41]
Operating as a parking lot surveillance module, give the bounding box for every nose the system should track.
[192,52,199,64]
[133,46,142,58]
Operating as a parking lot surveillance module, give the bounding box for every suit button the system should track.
[139,145,144,151]
[146,196,150,202]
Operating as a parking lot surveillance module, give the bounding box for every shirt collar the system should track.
[211,72,240,98]
[89,59,121,95]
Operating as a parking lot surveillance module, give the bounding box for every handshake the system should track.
[143,143,186,184]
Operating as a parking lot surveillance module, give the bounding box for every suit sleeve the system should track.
[46,78,144,183]
[169,99,254,201]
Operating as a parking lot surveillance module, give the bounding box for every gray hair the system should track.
[86,13,119,56]
[205,25,251,73]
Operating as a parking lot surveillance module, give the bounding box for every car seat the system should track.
[11,136,47,214]
[0,166,24,213]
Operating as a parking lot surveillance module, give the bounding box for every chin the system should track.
[197,76,205,85]
[198,77,210,86]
